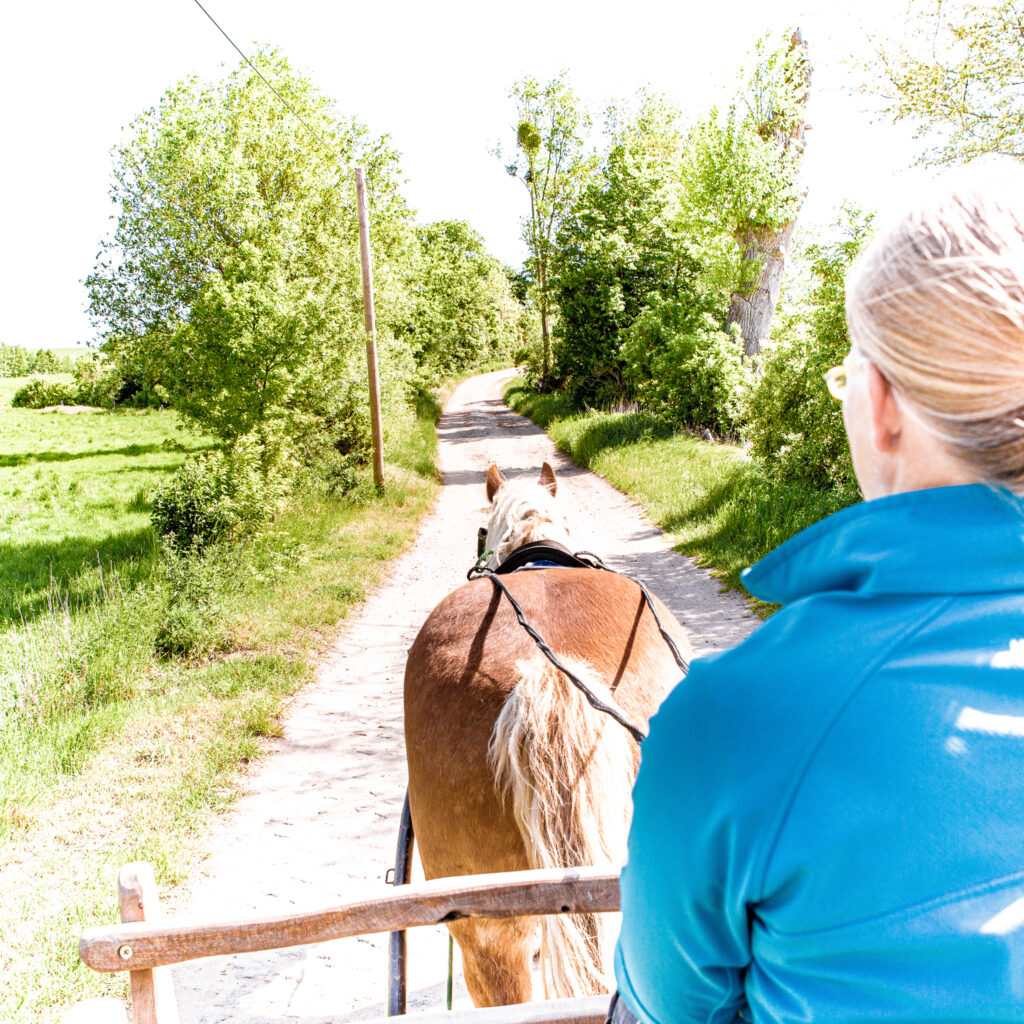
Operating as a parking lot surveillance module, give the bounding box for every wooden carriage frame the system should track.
[72,862,619,1024]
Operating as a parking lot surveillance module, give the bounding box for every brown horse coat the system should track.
[404,563,691,1004]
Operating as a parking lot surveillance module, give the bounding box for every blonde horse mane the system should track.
[484,463,573,570]
[479,461,633,997]
[488,655,632,998]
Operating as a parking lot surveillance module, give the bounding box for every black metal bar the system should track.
[388,791,415,1016]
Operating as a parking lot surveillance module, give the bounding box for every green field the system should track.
[0,377,440,1021]
[0,376,215,624]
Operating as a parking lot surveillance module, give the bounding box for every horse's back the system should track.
[407,568,688,707]
[403,569,690,879]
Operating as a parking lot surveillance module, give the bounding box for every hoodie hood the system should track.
[742,484,1024,606]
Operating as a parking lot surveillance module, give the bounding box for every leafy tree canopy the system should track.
[403,220,520,378]
[550,93,720,403]
[679,30,812,360]
[861,0,1024,164]
[88,49,416,446]
[497,73,595,382]
[680,31,812,242]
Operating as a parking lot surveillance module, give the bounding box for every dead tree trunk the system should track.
[728,29,812,366]
[729,221,797,363]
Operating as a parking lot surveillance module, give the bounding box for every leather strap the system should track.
[494,540,595,575]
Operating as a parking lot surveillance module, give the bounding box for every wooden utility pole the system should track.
[355,167,385,490]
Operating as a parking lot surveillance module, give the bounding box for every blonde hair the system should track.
[846,161,1024,492]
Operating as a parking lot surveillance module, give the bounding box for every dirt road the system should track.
[171,370,759,1022]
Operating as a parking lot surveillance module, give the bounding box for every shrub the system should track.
[620,298,748,435]
[744,326,855,491]
[289,336,417,489]
[10,378,76,408]
[115,374,170,408]
[73,356,123,408]
[154,544,222,658]
[151,428,296,549]
[152,456,228,548]
[744,207,873,493]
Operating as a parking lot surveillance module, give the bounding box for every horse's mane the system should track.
[485,479,572,570]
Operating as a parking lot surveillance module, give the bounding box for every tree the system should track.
[498,73,593,385]
[404,220,521,378]
[549,94,707,403]
[681,30,812,363]
[861,0,1024,164]
[88,49,415,450]
[543,93,745,431]
[744,206,875,491]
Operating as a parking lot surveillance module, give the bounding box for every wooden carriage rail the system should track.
[70,862,620,1024]
[68,994,611,1024]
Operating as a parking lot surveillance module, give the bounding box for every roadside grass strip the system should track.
[0,379,439,1022]
[504,380,856,615]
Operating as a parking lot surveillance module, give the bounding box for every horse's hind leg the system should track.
[448,916,539,1006]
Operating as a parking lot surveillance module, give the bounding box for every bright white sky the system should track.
[1,0,933,350]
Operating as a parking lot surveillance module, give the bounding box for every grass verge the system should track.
[504,380,857,614]
[0,385,441,1022]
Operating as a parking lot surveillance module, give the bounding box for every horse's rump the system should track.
[404,567,689,1000]
[404,570,684,826]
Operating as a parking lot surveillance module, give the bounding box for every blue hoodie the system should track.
[615,484,1024,1023]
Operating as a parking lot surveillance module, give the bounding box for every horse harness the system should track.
[467,538,690,745]
[387,537,690,1014]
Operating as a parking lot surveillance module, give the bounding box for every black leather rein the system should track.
[467,542,690,744]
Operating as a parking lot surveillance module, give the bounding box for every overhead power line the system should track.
[189,0,334,152]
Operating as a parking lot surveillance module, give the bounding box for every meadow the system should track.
[0,376,214,624]
[0,376,440,1021]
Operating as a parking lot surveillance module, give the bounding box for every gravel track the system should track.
[171,370,759,1023]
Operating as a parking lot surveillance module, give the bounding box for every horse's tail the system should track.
[488,655,634,999]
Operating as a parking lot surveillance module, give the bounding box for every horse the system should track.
[403,462,692,1007]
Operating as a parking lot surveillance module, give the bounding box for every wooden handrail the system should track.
[79,866,620,974]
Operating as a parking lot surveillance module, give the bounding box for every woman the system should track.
[613,164,1024,1023]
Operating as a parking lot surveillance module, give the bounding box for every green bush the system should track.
[620,298,748,435]
[153,544,222,658]
[151,429,295,549]
[73,356,123,408]
[744,207,873,493]
[289,337,418,490]
[9,359,126,409]
[10,378,77,408]
[152,457,228,548]
[744,327,855,491]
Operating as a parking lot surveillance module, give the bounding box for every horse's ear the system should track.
[539,462,557,496]
[486,464,505,503]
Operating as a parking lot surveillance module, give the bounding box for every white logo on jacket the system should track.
[991,638,1024,669]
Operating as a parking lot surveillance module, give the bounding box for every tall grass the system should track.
[505,381,857,613]
[0,383,441,1022]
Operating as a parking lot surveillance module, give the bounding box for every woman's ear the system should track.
[866,362,904,455]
